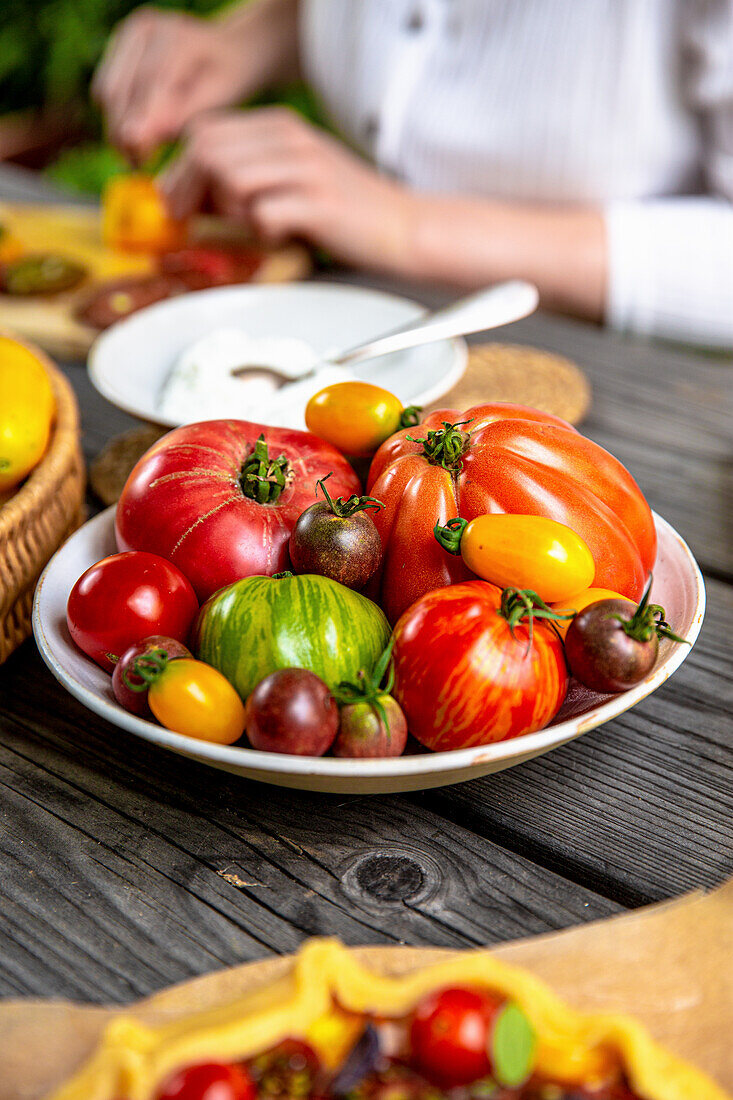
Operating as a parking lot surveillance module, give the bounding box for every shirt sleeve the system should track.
[603,0,733,348]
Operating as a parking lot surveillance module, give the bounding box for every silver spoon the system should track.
[231,279,539,387]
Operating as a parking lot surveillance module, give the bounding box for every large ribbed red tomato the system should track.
[391,581,568,751]
[116,420,360,601]
[367,404,657,624]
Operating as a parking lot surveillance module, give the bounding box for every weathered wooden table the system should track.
[1,169,731,1005]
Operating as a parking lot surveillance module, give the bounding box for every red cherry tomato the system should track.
[155,1062,255,1100]
[67,551,198,672]
[409,987,503,1087]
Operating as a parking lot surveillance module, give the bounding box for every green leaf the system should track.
[490,1003,536,1088]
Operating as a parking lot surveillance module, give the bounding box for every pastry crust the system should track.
[49,939,728,1100]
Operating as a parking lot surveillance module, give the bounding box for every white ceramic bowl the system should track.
[33,508,704,794]
[87,282,467,428]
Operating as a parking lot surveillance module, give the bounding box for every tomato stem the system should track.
[434,516,468,554]
[399,405,422,429]
[498,588,574,654]
[406,420,472,472]
[240,434,294,504]
[126,648,170,691]
[316,472,384,518]
[611,577,688,644]
[332,638,396,734]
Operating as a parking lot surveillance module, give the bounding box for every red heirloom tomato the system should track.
[116,420,361,601]
[156,1062,255,1100]
[392,581,568,751]
[367,403,656,624]
[67,552,199,671]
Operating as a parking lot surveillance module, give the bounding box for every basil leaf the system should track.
[490,1003,536,1087]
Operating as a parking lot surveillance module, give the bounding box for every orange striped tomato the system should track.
[392,581,568,751]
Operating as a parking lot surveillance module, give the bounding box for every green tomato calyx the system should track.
[126,648,171,692]
[333,638,396,733]
[399,404,422,429]
[434,516,468,555]
[240,434,294,504]
[406,419,472,472]
[498,588,573,654]
[612,576,688,645]
[315,471,384,519]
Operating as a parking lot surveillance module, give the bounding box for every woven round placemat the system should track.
[89,424,166,506]
[429,342,591,424]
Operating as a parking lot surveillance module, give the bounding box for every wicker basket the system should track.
[0,344,86,664]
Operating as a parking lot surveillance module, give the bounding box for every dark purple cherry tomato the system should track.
[112,636,191,716]
[289,474,383,590]
[565,587,684,693]
[334,696,408,758]
[244,668,339,755]
[246,1039,323,1098]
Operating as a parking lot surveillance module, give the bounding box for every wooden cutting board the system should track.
[0,204,311,360]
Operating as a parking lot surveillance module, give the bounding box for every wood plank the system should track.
[0,642,620,1002]
[420,575,733,906]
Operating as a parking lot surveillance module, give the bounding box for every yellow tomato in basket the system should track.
[435,513,595,603]
[550,586,633,639]
[305,381,420,457]
[0,337,55,492]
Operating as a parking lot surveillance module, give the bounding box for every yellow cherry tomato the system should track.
[305,381,416,457]
[148,658,245,745]
[437,513,596,603]
[0,337,55,492]
[102,173,188,254]
[550,586,633,640]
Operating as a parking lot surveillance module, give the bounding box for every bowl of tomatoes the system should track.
[33,388,704,794]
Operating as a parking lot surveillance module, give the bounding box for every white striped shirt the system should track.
[300,0,733,347]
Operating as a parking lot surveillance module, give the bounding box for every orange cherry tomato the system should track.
[148,658,245,744]
[102,174,188,254]
[435,513,595,603]
[550,586,633,639]
[305,381,417,457]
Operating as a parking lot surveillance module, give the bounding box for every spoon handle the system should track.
[330,280,539,369]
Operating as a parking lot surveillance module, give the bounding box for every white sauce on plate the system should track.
[159,328,357,429]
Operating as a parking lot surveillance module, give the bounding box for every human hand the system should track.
[159,108,416,274]
[93,8,247,161]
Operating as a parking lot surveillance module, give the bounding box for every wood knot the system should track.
[354,854,425,901]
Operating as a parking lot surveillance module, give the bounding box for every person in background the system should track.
[94,0,733,348]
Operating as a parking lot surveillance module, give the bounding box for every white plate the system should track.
[33,508,705,794]
[87,282,467,428]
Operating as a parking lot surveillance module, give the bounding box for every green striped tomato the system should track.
[193,573,390,700]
